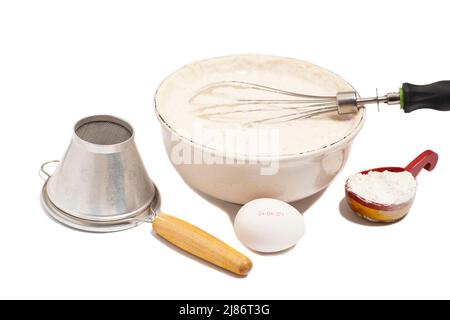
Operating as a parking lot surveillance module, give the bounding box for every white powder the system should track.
[346,171,417,205]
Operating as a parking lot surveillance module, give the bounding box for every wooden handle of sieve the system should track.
[152,213,252,276]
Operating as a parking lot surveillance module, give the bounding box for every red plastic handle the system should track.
[404,150,439,178]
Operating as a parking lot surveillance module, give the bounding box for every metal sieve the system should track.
[40,115,252,276]
[41,115,156,226]
[75,119,132,145]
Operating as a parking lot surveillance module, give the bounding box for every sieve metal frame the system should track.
[40,180,160,233]
[41,154,156,223]
[40,114,159,232]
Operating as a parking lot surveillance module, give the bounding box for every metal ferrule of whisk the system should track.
[336,91,401,114]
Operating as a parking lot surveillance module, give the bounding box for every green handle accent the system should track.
[399,87,405,109]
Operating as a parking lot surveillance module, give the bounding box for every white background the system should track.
[1,0,449,299]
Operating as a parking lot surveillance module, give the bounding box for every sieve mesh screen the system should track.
[75,121,132,145]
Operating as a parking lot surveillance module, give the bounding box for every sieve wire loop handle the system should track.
[40,160,60,180]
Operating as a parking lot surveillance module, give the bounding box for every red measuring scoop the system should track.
[345,150,438,222]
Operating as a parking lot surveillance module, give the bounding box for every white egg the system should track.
[234,198,305,253]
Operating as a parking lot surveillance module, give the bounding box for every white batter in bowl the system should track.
[155,54,365,204]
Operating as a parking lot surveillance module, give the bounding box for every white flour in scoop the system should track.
[346,171,417,205]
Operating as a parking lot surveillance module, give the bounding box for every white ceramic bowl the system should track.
[155,55,365,204]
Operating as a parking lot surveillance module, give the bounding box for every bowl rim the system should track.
[154,54,366,162]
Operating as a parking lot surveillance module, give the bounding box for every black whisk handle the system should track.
[402,81,450,113]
